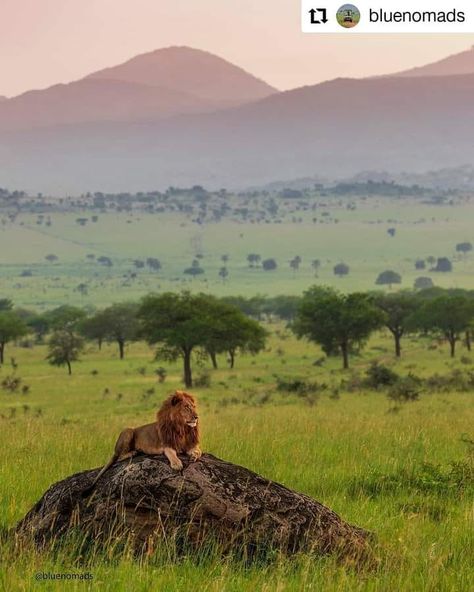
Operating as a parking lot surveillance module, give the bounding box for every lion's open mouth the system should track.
[187,421,197,428]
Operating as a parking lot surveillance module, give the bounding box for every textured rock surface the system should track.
[16,453,370,559]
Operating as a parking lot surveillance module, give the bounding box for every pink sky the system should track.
[1,0,473,97]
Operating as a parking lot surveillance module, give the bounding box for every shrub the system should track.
[194,369,212,388]
[364,362,399,389]
[387,374,422,403]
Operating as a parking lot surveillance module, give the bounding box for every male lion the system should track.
[88,391,201,489]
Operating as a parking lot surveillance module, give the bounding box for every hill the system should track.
[393,46,474,77]
[2,73,474,193]
[0,47,276,132]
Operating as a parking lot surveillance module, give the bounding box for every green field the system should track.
[1,327,473,591]
[1,195,474,309]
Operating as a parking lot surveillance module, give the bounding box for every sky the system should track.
[1,0,473,97]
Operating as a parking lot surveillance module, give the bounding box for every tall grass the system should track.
[0,330,473,590]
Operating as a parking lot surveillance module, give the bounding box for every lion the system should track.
[87,391,201,490]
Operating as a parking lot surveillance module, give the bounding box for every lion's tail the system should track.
[81,454,118,498]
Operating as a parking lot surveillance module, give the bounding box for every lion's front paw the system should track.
[170,458,183,471]
[188,448,202,462]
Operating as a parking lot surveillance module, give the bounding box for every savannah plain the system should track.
[0,186,473,591]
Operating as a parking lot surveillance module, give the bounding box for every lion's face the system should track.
[171,391,198,428]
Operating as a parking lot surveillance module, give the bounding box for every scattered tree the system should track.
[456,242,473,255]
[47,330,84,375]
[333,263,350,278]
[375,270,402,288]
[414,277,434,290]
[416,295,474,357]
[262,258,277,271]
[0,312,28,364]
[431,257,452,272]
[293,287,384,369]
[374,292,418,357]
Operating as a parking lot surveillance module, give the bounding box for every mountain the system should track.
[0,47,276,132]
[86,46,276,104]
[393,45,474,77]
[2,72,474,193]
[0,96,6,102]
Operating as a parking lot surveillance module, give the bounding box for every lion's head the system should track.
[157,390,200,451]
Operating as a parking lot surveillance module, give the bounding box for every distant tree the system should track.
[221,296,266,320]
[289,256,301,274]
[333,263,350,277]
[221,255,229,264]
[311,259,321,276]
[76,283,88,297]
[45,254,58,263]
[79,312,109,350]
[139,292,204,386]
[247,254,261,268]
[100,303,139,359]
[456,242,473,255]
[97,256,113,267]
[426,256,436,266]
[262,258,277,271]
[184,259,205,276]
[0,299,13,312]
[387,228,396,237]
[45,305,86,332]
[133,259,145,269]
[416,295,474,357]
[146,257,162,271]
[293,287,384,369]
[47,330,84,375]
[218,267,229,283]
[203,301,267,369]
[0,312,28,364]
[265,295,301,321]
[374,292,418,357]
[375,270,402,288]
[27,314,50,343]
[415,259,426,270]
[414,277,434,290]
[432,257,452,272]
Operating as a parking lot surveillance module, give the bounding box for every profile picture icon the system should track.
[336,4,361,28]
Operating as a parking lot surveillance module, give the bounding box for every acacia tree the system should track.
[374,292,418,357]
[47,330,84,375]
[293,287,384,369]
[139,292,217,387]
[45,305,87,332]
[0,312,28,364]
[139,293,266,386]
[203,302,267,369]
[416,295,474,357]
[100,303,139,359]
[79,312,109,350]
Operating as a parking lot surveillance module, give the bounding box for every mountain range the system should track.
[1,45,474,193]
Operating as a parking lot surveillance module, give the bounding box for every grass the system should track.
[0,328,473,590]
[2,196,474,308]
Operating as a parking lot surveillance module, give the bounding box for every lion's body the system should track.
[87,391,201,491]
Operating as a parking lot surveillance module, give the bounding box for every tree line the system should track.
[2,287,474,383]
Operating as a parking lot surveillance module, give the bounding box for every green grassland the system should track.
[1,328,473,591]
[1,195,474,309]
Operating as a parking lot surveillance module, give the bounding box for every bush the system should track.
[364,362,399,389]
[275,377,327,395]
[387,374,422,403]
[194,369,212,388]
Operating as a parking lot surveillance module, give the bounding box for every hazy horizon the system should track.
[1,0,474,97]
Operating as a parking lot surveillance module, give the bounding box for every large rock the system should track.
[15,453,371,560]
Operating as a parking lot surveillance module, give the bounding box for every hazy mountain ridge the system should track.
[0,46,277,132]
[393,45,474,77]
[2,46,474,193]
